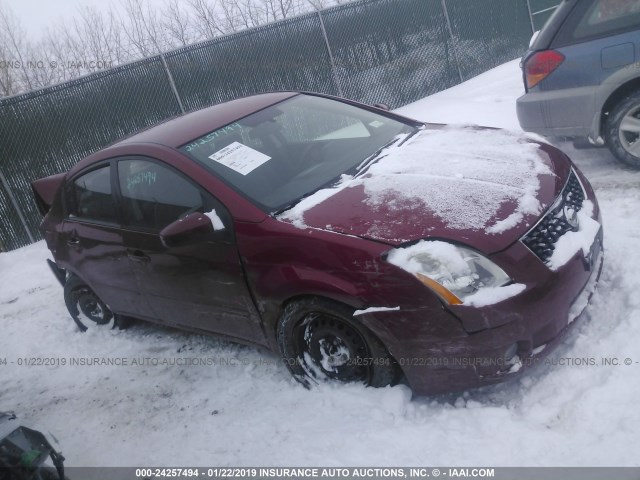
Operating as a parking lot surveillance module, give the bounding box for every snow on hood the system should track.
[278,126,559,251]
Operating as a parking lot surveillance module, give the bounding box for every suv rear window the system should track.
[555,0,640,46]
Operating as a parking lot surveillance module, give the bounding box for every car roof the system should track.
[115,91,299,149]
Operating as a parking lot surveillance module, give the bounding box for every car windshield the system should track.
[180,94,416,212]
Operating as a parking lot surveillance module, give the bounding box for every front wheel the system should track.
[605,90,640,168]
[277,298,398,388]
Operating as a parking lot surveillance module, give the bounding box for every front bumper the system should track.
[360,177,604,396]
[372,249,603,395]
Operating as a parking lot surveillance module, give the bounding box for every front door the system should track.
[115,157,264,344]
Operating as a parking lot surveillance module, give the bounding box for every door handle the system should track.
[67,236,80,246]
[127,250,151,263]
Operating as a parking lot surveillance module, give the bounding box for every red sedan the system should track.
[32,92,603,394]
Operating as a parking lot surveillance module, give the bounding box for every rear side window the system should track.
[67,165,117,223]
[556,0,640,45]
[118,159,204,230]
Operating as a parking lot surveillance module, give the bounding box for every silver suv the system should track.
[517,0,640,168]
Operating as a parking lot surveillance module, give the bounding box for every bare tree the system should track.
[0,1,32,93]
[119,0,168,56]
[305,0,349,9]
[164,0,199,47]
[0,40,17,96]
[188,0,225,38]
[0,0,356,96]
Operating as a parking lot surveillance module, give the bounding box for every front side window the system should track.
[180,94,416,212]
[67,164,117,223]
[118,159,203,230]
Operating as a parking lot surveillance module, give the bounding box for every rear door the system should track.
[114,156,264,344]
[59,162,150,318]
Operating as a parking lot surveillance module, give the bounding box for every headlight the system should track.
[386,240,512,305]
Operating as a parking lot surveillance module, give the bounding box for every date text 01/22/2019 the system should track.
[133,468,496,478]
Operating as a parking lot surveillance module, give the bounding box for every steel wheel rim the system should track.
[75,287,112,325]
[618,104,640,158]
[295,312,371,383]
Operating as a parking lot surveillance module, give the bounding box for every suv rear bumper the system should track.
[517,86,598,139]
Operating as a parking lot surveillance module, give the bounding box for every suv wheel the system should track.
[605,90,640,168]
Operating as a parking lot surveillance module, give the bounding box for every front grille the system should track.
[522,171,586,263]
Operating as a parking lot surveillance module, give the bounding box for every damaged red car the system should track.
[32,92,603,394]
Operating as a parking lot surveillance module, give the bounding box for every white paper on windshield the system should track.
[208,142,271,175]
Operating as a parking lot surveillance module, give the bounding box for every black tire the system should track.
[277,297,398,388]
[63,275,113,332]
[605,90,640,168]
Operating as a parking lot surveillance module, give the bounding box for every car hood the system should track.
[278,126,570,254]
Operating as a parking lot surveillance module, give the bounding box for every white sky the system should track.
[5,0,119,38]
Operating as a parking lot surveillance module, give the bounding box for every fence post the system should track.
[440,0,464,83]
[317,10,344,98]
[159,52,186,115]
[526,0,536,34]
[0,169,35,244]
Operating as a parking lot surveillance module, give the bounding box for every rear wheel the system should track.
[605,90,640,168]
[277,298,397,388]
[63,275,113,332]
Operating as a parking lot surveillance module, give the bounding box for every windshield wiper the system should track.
[352,128,420,178]
[272,200,301,217]
[397,126,421,146]
[271,178,343,217]
[353,137,400,177]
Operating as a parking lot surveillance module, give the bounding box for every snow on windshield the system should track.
[279,126,552,234]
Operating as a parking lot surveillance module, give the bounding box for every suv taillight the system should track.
[524,50,565,90]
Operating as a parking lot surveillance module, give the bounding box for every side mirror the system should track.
[160,212,215,248]
[373,103,390,111]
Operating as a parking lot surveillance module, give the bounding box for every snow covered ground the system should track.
[2,59,640,467]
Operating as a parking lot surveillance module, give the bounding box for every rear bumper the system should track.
[516,86,598,139]
[46,259,66,287]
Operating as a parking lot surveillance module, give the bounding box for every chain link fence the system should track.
[0,0,558,252]
[528,0,562,31]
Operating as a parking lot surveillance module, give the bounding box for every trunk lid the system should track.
[31,173,65,215]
